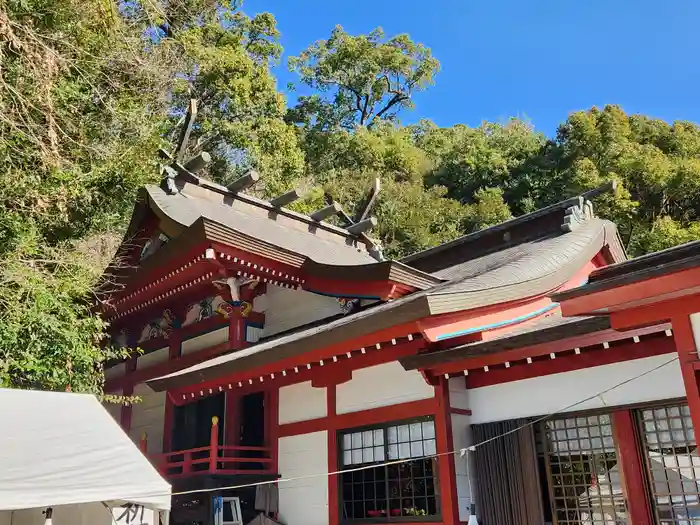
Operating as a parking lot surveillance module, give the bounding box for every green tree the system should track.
[287,26,439,130]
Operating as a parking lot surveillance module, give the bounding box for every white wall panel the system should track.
[690,312,700,353]
[278,432,328,525]
[452,413,475,522]
[262,287,341,338]
[336,361,435,414]
[129,383,166,455]
[137,347,169,370]
[469,353,683,425]
[279,381,327,424]
[180,327,228,355]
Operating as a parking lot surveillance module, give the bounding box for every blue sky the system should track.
[247,0,700,137]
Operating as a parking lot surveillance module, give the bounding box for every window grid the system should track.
[540,413,627,525]
[339,418,440,523]
[638,403,700,525]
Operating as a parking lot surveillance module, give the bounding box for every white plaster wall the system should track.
[690,312,700,353]
[336,361,435,414]
[468,353,684,425]
[278,432,328,525]
[129,383,166,455]
[279,381,327,424]
[447,377,475,521]
[261,287,342,338]
[452,413,475,521]
[180,327,228,355]
[137,347,169,369]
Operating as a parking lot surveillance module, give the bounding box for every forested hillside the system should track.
[1,0,698,392]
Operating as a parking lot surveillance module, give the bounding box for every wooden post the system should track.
[210,416,219,472]
[672,316,700,434]
[611,410,653,525]
[140,432,148,454]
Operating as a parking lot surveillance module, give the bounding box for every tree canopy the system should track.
[0,6,698,393]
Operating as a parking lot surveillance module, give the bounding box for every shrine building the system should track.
[102,164,700,525]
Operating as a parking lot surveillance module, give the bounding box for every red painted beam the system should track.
[172,338,425,404]
[559,266,700,317]
[278,397,438,437]
[464,335,675,389]
[671,316,700,446]
[429,323,670,377]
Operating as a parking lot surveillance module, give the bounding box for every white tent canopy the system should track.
[0,388,171,512]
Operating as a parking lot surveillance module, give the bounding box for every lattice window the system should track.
[639,404,700,524]
[339,417,440,522]
[540,414,628,524]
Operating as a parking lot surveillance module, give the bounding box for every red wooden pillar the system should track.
[327,385,339,525]
[672,316,700,434]
[140,432,149,454]
[163,325,182,453]
[434,377,458,525]
[611,410,653,525]
[210,416,220,472]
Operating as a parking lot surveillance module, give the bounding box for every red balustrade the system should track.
[151,416,274,479]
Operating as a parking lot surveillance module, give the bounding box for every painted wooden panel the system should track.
[279,381,327,424]
[261,286,342,338]
[468,353,684,425]
[180,327,229,355]
[278,431,329,525]
[137,347,169,370]
[246,324,263,343]
[336,361,435,415]
[129,383,166,454]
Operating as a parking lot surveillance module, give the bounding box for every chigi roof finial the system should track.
[159,99,214,194]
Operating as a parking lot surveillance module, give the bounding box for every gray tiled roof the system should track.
[146,185,377,266]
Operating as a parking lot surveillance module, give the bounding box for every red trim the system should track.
[611,294,700,331]
[449,407,472,416]
[278,398,438,437]
[304,276,413,301]
[327,385,339,525]
[267,389,279,474]
[611,410,653,525]
[312,368,352,388]
[559,266,700,317]
[434,378,458,525]
[464,335,675,388]
[671,316,700,438]
[430,323,670,377]
[171,338,425,403]
[418,263,596,343]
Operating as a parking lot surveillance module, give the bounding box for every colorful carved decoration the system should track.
[139,310,174,342]
[236,301,252,318]
[182,295,248,326]
[338,297,360,315]
[114,329,130,348]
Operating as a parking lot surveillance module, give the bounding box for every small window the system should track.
[339,417,440,522]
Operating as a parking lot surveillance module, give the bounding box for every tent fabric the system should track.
[0,388,171,511]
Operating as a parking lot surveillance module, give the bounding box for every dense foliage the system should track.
[1,0,698,392]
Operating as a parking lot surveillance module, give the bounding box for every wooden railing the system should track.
[145,416,274,479]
